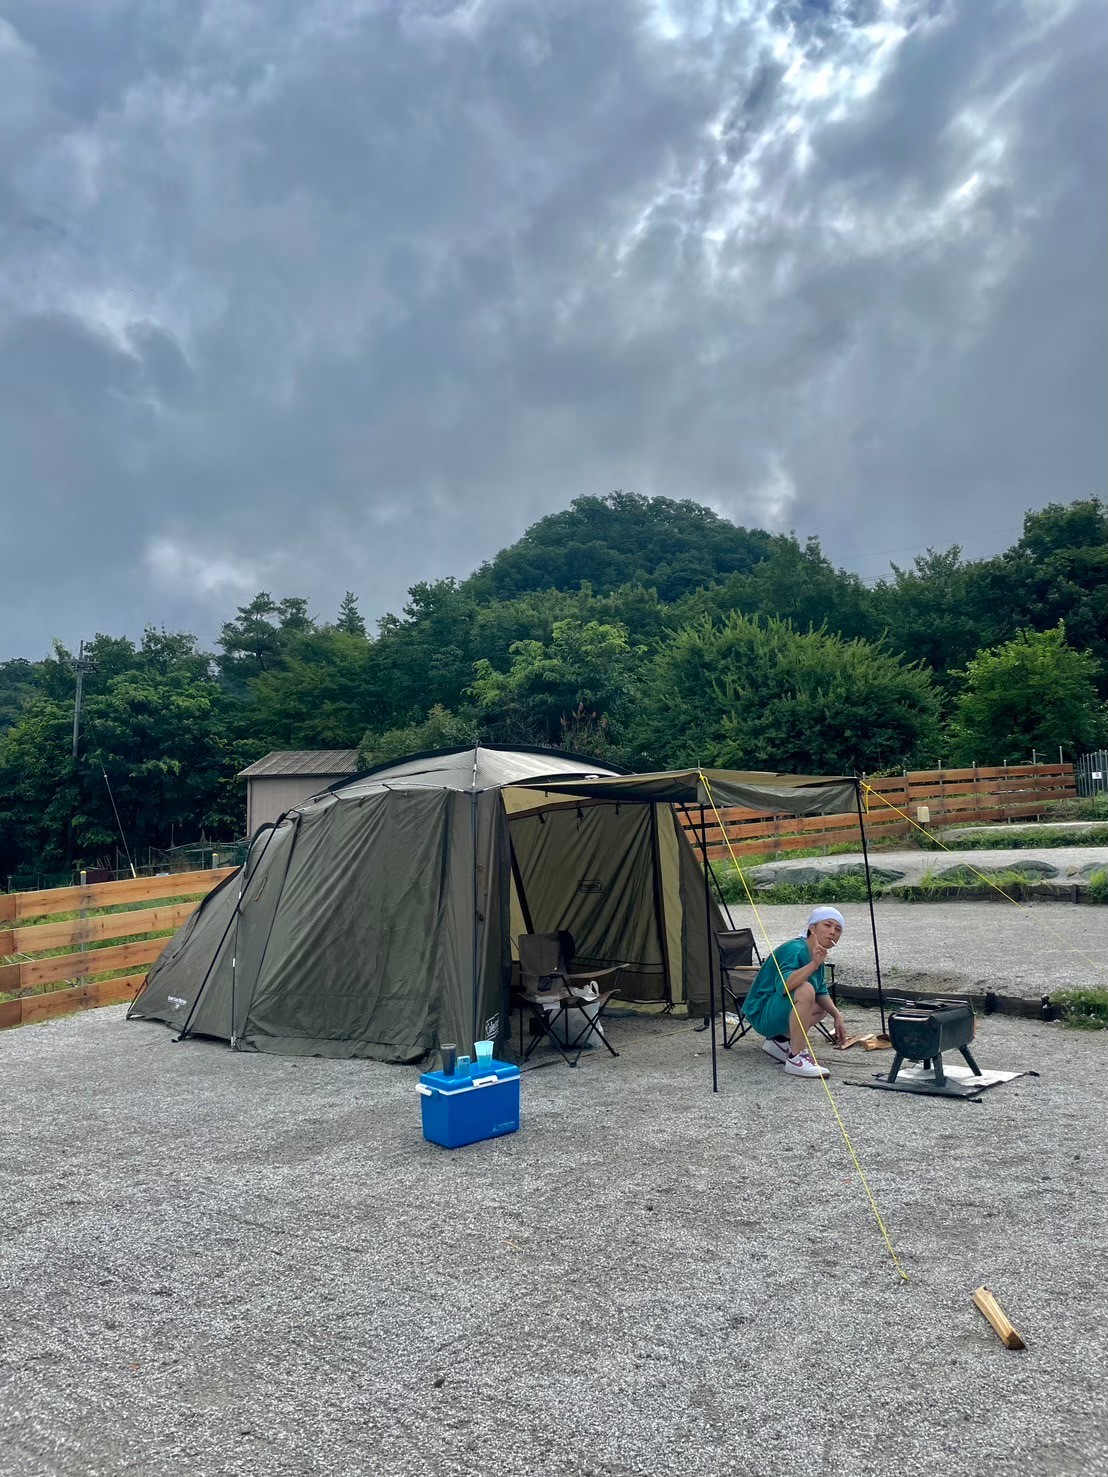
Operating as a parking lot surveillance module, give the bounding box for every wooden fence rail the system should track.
[0,867,235,1031]
[679,763,1076,862]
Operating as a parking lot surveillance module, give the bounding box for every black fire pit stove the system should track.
[886,999,982,1086]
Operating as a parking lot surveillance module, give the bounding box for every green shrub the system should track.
[1053,987,1108,1030]
[935,825,1108,850]
[1046,795,1108,822]
[1087,870,1108,904]
[715,869,874,906]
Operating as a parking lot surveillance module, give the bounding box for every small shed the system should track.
[238,750,361,834]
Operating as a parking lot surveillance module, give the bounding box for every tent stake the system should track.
[854,779,887,1036]
[698,803,719,1093]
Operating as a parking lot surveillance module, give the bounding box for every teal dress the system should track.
[742,936,828,1039]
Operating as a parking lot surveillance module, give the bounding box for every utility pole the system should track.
[72,641,93,759]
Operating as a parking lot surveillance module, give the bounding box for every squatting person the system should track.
[742,906,848,1078]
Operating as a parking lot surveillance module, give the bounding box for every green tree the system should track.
[0,629,241,872]
[335,591,367,636]
[947,625,1105,764]
[632,613,941,774]
[870,547,989,683]
[470,619,643,750]
[674,535,879,644]
[358,704,479,768]
[0,658,40,731]
[246,629,380,748]
[217,593,316,684]
[465,492,776,602]
[983,500,1107,684]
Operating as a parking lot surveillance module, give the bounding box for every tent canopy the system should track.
[507,766,855,816]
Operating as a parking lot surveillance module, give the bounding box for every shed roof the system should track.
[237,749,361,780]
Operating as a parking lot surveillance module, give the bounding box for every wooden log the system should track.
[973,1286,1026,1350]
[9,901,198,956]
[6,867,234,922]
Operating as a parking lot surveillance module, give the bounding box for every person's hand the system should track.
[809,941,828,968]
[834,1017,849,1047]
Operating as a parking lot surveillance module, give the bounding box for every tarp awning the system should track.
[510,767,857,817]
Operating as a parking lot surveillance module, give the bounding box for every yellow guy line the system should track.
[861,783,1107,979]
[698,773,909,1283]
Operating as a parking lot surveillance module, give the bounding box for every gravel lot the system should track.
[725,900,1108,1000]
[1,999,1105,1477]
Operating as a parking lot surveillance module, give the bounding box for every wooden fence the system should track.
[679,763,1076,863]
[0,867,235,1032]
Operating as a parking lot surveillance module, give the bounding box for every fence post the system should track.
[78,869,88,990]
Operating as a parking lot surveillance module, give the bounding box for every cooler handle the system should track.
[472,1074,499,1088]
[416,1083,432,1096]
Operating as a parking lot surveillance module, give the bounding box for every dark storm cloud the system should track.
[0,0,1103,655]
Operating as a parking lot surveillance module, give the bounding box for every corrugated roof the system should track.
[238,750,361,779]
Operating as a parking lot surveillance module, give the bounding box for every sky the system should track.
[0,0,1104,658]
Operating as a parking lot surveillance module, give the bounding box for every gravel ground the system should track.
[725,901,1108,1000]
[1,1004,1105,1477]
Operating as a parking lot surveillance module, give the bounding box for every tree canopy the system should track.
[0,494,1103,877]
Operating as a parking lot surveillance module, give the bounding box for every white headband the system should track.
[807,906,845,930]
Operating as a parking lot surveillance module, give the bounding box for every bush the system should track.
[1053,987,1108,1030]
[1046,795,1108,822]
[934,824,1108,849]
[715,869,873,906]
[1087,870,1108,904]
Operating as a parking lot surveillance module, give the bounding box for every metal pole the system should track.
[854,779,887,1036]
[698,803,719,1094]
[71,641,88,760]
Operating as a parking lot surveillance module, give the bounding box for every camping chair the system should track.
[515,932,626,1068]
[717,928,759,1049]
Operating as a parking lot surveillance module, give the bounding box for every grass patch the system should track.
[1046,795,1108,822]
[1052,986,1108,1030]
[714,863,1108,907]
[934,825,1108,849]
[715,870,875,906]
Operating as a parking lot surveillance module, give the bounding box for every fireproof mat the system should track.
[846,1062,1039,1101]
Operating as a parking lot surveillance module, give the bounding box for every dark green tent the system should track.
[128,745,854,1062]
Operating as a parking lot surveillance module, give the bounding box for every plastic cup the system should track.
[474,1039,494,1069]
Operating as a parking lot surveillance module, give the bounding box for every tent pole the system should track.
[471,788,480,1051]
[854,779,887,1036]
[698,803,719,1093]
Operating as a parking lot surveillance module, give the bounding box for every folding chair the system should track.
[717,928,760,1049]
[515,932,626,1068]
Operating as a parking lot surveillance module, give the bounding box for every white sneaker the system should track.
[761,1037,791,1064]
[784,1050,830,1078]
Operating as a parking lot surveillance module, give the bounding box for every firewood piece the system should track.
[973,1286,1026,1349]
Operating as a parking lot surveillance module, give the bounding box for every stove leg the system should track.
[960,1044,983,1076]
[932,1051,946,1086]
[888,1052,904,1083]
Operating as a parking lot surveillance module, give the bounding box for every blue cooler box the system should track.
[418,1060,521,1149]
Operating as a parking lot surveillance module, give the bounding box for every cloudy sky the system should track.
[1,0,1104,658]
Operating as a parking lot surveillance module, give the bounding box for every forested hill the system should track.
[0,493,1104,876]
